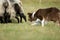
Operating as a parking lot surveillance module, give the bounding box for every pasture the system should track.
[0,0,60,40]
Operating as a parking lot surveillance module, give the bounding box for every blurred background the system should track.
[21,0,60,13]
[0,0,60,40]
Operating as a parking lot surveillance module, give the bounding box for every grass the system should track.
[0,23,60,40]
[0,0,60,40]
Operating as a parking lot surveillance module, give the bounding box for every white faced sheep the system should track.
[7,0,27,23]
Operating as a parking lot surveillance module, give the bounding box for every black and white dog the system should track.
[28,7,60,27]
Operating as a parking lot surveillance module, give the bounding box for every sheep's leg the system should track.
[19,13,27,23]
[15,16,19,23]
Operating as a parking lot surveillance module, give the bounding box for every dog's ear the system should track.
[27,13,32,16]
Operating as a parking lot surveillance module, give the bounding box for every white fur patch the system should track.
[31,19,41,25]
[41,18,45,27]
[32,11,36,18]
[35,19,41,23]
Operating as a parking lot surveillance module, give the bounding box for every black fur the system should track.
[14,3,27,23]
[3,1,11,23]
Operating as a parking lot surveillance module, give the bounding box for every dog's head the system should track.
[27,12,37,22]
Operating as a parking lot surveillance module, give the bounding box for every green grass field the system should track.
[0,0,60,40]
